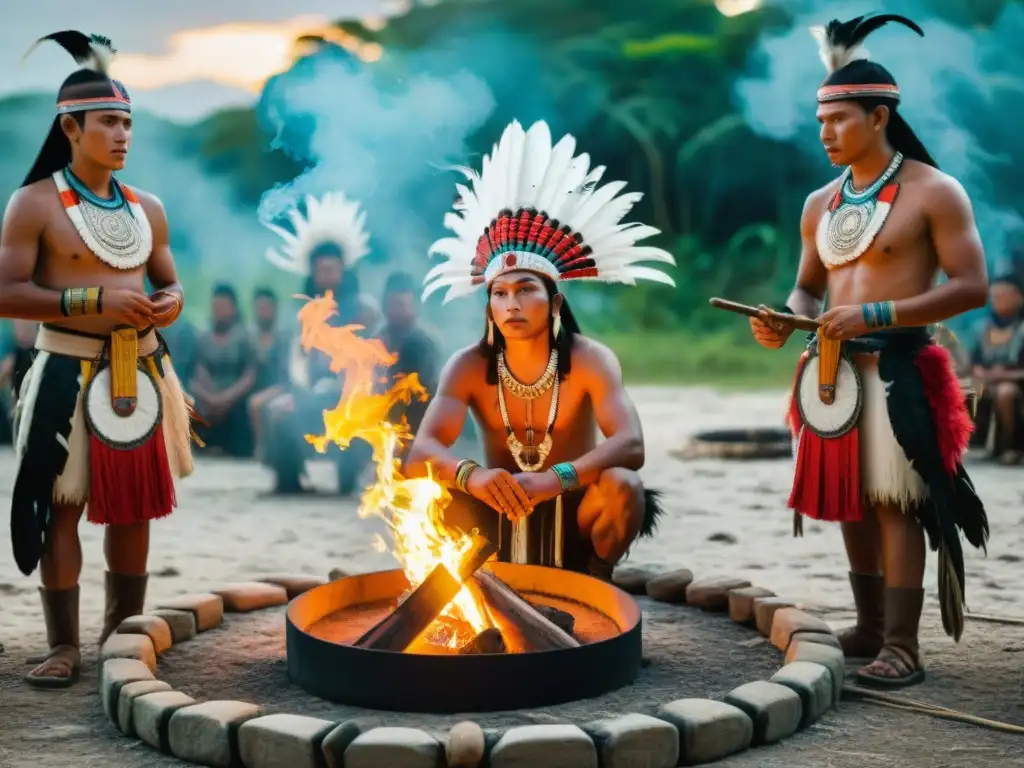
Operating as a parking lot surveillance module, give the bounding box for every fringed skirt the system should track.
[11,325,194,569]
[784,329,989,639]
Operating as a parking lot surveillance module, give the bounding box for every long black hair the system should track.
[478,274,580,385]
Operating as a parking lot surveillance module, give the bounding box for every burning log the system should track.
[531,603,575,636]
[473,570,580,653]
[354,535,497,652]
[458,627,506,655]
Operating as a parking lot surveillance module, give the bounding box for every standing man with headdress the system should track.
[748,14,990,687]
[260,192,379,495]
[0,32,197,688]
[405,119,671,579]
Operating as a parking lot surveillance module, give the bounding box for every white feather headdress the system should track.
[423,119,676,304]
[264,192,371,276]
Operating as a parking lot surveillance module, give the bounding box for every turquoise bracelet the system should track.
[551,462,580,492]
[862,300,898,329]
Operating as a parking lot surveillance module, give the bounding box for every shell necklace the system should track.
[816,151,903,269]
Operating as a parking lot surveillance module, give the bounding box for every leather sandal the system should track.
[837,572,884,659]
[25,586,81,689]
[856,586,926,689]
[99,571,149,645]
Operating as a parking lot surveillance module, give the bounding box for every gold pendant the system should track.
[507,433,552,472]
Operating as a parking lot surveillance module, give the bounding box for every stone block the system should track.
[135,691,196,752]
[612,566,656,595]
[791,630,842,651]
[118,614,173,654]
[656,698,752,765]
[724,681,802,745]
[239,713,336,768]
[446,721,486,768]
[101,632,156,674]
[753,597,797,636]
[344,727,443,768]
[786,638,846,706]
[155,593,224,631]
[151,608,198,643]
[491,724,597,768]
[321,720,367,768]
[256,574,325,598]
[728,587,775,624]
[100,658,155,722]
[771,662,833,728]
[769,608,835,652]
[584,712,679,768]
[168,700,263,767]
[116,680,172,736]
[212,582,289,612]
[685,577,752,611]
[645,569,694,603]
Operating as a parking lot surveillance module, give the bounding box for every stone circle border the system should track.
[98,567,849,768]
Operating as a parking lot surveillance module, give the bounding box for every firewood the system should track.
[472,570,580,652]
[529,603,575,636]
[458,627,506,655]
[354,535,497,652]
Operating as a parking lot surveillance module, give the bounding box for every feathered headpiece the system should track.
[264,192,371,276]
[810,14,923,104]
[23,31,130,114]
[423,120,676,303]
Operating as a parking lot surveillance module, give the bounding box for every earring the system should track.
[553,313,562,338]
[487,318,494,346]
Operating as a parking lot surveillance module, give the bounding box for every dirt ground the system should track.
[0,386,1021,767]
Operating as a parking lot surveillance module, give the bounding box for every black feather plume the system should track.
[22,30,116,73]
[877,347,968,641]
[812,13,924,72]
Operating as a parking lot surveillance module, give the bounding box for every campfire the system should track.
[295,293,583,656]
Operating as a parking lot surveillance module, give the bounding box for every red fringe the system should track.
[914,343,973,474]
[785,351,863,523]
[87,425,177,525]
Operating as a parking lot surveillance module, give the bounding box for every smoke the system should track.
[733,1,1024,327]
[253,35,522,347]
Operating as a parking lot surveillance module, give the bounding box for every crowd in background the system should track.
[0,253,443,496]
[2,272,1022,480]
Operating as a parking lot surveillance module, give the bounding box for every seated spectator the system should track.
[247,287,291,456]
[970,275,1024,464]
[378,272,440,462]
[260,245,377,495]
[189,284,257,457]
[0,320,38,444]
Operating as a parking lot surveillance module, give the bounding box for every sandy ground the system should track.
[0,385,1022,767]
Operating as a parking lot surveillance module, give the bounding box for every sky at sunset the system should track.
[1,0,399,121]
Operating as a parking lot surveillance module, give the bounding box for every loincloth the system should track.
[10,324,195,575]
[785,327,989,640]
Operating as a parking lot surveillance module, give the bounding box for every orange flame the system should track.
[297,292,487,642]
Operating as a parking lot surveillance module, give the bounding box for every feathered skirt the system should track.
[785,328,989,639]
[10,324,195,576]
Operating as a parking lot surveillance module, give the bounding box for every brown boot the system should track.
[99,571,149,644]
[856,586,926,688]
[836,572,885,659]
[25,586,81,689]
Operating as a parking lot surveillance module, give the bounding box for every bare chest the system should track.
[474,377,589,432]
[38,211,147,289]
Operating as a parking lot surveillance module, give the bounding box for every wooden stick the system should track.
[708,297,820,332]
[473,570,579,653]
[353,535,497,652]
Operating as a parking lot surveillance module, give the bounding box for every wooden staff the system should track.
[708,297,820,333]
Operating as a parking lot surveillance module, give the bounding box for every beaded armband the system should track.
[454,459,480,493]
[551,462,580,492]
[60,287,103,317]
[862,301,898,329]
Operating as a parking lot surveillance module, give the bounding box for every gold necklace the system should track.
[497,350,559,471]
